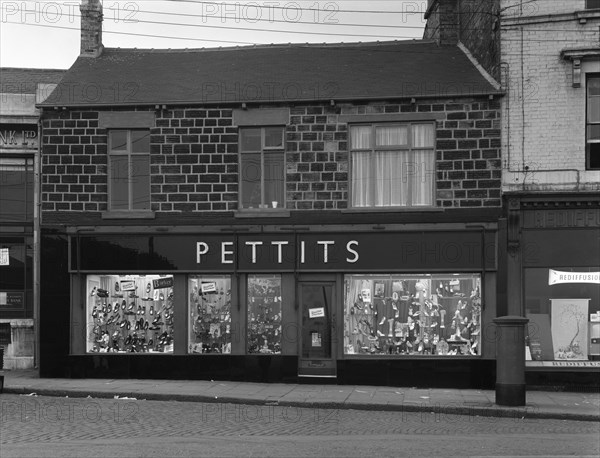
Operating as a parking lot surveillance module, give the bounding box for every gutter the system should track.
[35,91,505,110]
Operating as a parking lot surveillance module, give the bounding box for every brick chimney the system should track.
[80,0,103,57]
[423,0,459,46]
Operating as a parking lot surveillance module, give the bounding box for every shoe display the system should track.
[87,275,176,354]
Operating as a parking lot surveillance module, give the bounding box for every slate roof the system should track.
[39,40,500,107]
[0,68,67,94]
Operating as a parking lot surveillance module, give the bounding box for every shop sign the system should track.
[195,232,494,271]
[526,209,600,228]
[0,291,24,308]
[527,361,600,368]
[548,270,600,285]
[74,231,496,272]
[152,276,174,290]
[0,248,9,266]
[0,128,38,149]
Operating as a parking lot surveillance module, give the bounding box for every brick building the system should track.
[0,67,65,369]
[498,0,600,388]
[36,0,504,386]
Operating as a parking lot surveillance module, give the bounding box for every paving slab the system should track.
[1,369,598,421]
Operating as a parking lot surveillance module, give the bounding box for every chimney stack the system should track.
[423,0,459,46]
[80,0,103,57]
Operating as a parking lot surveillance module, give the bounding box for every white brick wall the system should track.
[500,0,600,191]
[502,0,587,17]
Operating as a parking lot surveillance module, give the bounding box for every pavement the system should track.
[1,369,598,422]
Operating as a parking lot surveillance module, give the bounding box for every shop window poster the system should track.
[374,282,385,298]
[551,298,589,360]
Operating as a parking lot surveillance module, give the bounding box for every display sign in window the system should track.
[344,274,482,356]
[525,268,600,364]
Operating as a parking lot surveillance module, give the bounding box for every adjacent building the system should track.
[498,0,600,389]
[0,67,65,369]
[35,0,504,387]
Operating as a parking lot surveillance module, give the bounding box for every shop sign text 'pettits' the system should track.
[196,239,360,266]
[72,232,496,272]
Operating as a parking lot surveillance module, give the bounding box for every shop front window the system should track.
[86,274,174,353]
[0,236,33,314]
[0,157,33,223]
[189,276,232,354]
[247,275,282,354]
[525,268,600,363]
[344,274,481,356]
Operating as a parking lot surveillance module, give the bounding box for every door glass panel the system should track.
[301,284,332,359]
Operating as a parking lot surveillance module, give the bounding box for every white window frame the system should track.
[349,122,436,209]
[586,74,600,170]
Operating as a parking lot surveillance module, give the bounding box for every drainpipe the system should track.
[33,115,42,370]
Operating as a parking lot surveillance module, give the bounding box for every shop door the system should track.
[298,283,336,378]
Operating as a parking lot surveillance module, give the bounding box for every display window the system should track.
[247,275,282,354]
[189,276,232,354]
[525,268,600,363]
[344,274,482,356]
[86,274,174,353]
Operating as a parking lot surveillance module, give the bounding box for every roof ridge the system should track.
[0,67,67,72]
[104,39,436,54]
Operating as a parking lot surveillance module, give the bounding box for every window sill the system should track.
[101,211,156,220]
[341,207,444,214]
[234,209,291,218]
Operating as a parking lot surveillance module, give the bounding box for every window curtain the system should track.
[351,151,372,207]
[376,126,407,146]
[350,126,371,149]
[374,151,408,206]
[411,124,435,206]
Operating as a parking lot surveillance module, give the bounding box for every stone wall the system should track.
[41,98,502,217]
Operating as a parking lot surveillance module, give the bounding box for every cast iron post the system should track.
[493,316,529,406]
